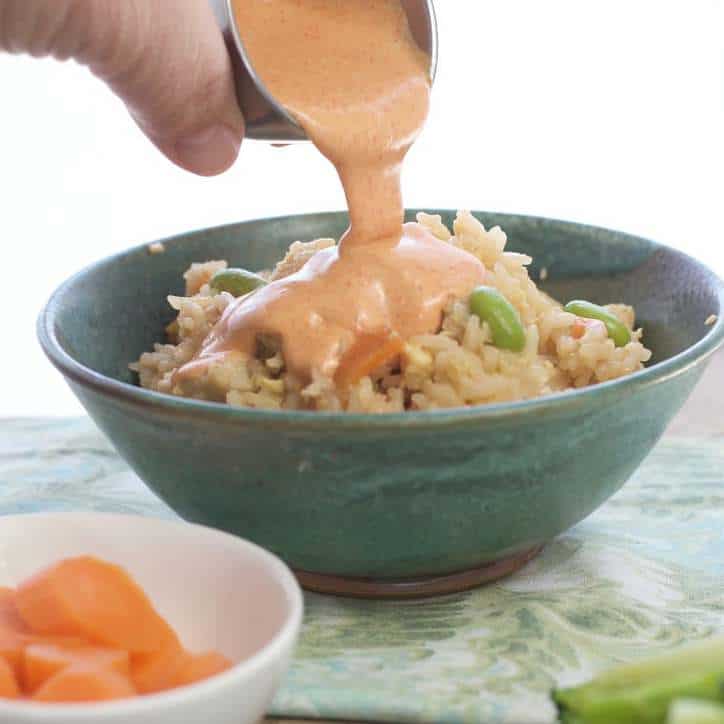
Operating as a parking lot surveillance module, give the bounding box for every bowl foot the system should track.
[294,545,543,599]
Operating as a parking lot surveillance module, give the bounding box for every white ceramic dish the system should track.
[0,512,303,724]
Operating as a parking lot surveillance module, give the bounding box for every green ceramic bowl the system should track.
[38,211,724,597]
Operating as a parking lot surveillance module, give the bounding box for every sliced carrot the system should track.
[0,590,32,677]
[130,633,186,694]
[335,333,404,388]
[0,590,28,634]
[169,651,232,689]
[0,632,30,679]
[15,556,174,654]
[23,642,129,694]
[5,557,232,702]
[2,636,90,683]
[33,668,135,703]
[0,657,20,699]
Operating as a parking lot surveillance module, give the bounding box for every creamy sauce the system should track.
[191,223,483,379]
[178,0,485,385]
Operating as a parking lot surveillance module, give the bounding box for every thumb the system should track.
[1,0,245,176]
[88,0,245,176]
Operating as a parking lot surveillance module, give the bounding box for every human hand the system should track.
[0,0,244,176]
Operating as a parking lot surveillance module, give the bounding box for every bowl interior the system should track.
[46,210,723,391]
[0,513,298,663]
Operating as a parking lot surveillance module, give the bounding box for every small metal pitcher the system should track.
[209,0,438,142]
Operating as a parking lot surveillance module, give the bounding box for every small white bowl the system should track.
[0,512,303,724]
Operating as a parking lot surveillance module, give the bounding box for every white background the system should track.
[2,1,723,416]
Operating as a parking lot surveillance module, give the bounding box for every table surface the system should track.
[1,352,721,724]
[264,349,724,724]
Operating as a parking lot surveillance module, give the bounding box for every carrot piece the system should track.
[0,589,32,677]
[15,556,175,653]
[0,590,28,634]
[2,636,89,684]
[0,632,30,680]
[169,651,232,689]
[335,333,404,388]
[130,633,186,694]
[23,642,129,694]
[571,317,606,339]
[0,657,20,699]
[570,319,587,339]
[33,668,135,703]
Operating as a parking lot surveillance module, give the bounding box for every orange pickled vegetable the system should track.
[0,632,27,678]
[170,651,232,688]
[15,557,174,654]
[130,632,186,694]
[0,589,27,634]
[33,668,135,703]
[0,657,20,699]
[0,557,234,703]
[335,333,404,388]
[23,642,129,694]
[0,588,31,676]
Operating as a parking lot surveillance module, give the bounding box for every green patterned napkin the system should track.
[2,418,722,724]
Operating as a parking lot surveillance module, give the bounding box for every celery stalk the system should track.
[563,637,724,699]
[553,637,724,724]
[561,669,724,724]
[559,715,585,724]
[667,700,724,724]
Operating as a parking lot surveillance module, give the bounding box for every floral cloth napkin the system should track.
[2,417,723,723]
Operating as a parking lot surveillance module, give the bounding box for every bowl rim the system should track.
[0,511,303,718]
[37,210,724,430]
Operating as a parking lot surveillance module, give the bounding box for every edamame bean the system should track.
[210,268,267,297]
[564,300,631,347]
[469,286,526,352]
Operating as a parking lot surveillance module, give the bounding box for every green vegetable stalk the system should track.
[667,700,724,724]
[553,637,724,724]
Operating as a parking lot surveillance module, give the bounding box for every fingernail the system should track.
[175,125,241,176]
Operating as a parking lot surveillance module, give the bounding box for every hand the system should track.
[0,0,245,176]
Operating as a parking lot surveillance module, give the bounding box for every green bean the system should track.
[564,300,631,347]
[469,286,526,352]
[210,268,267,297]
